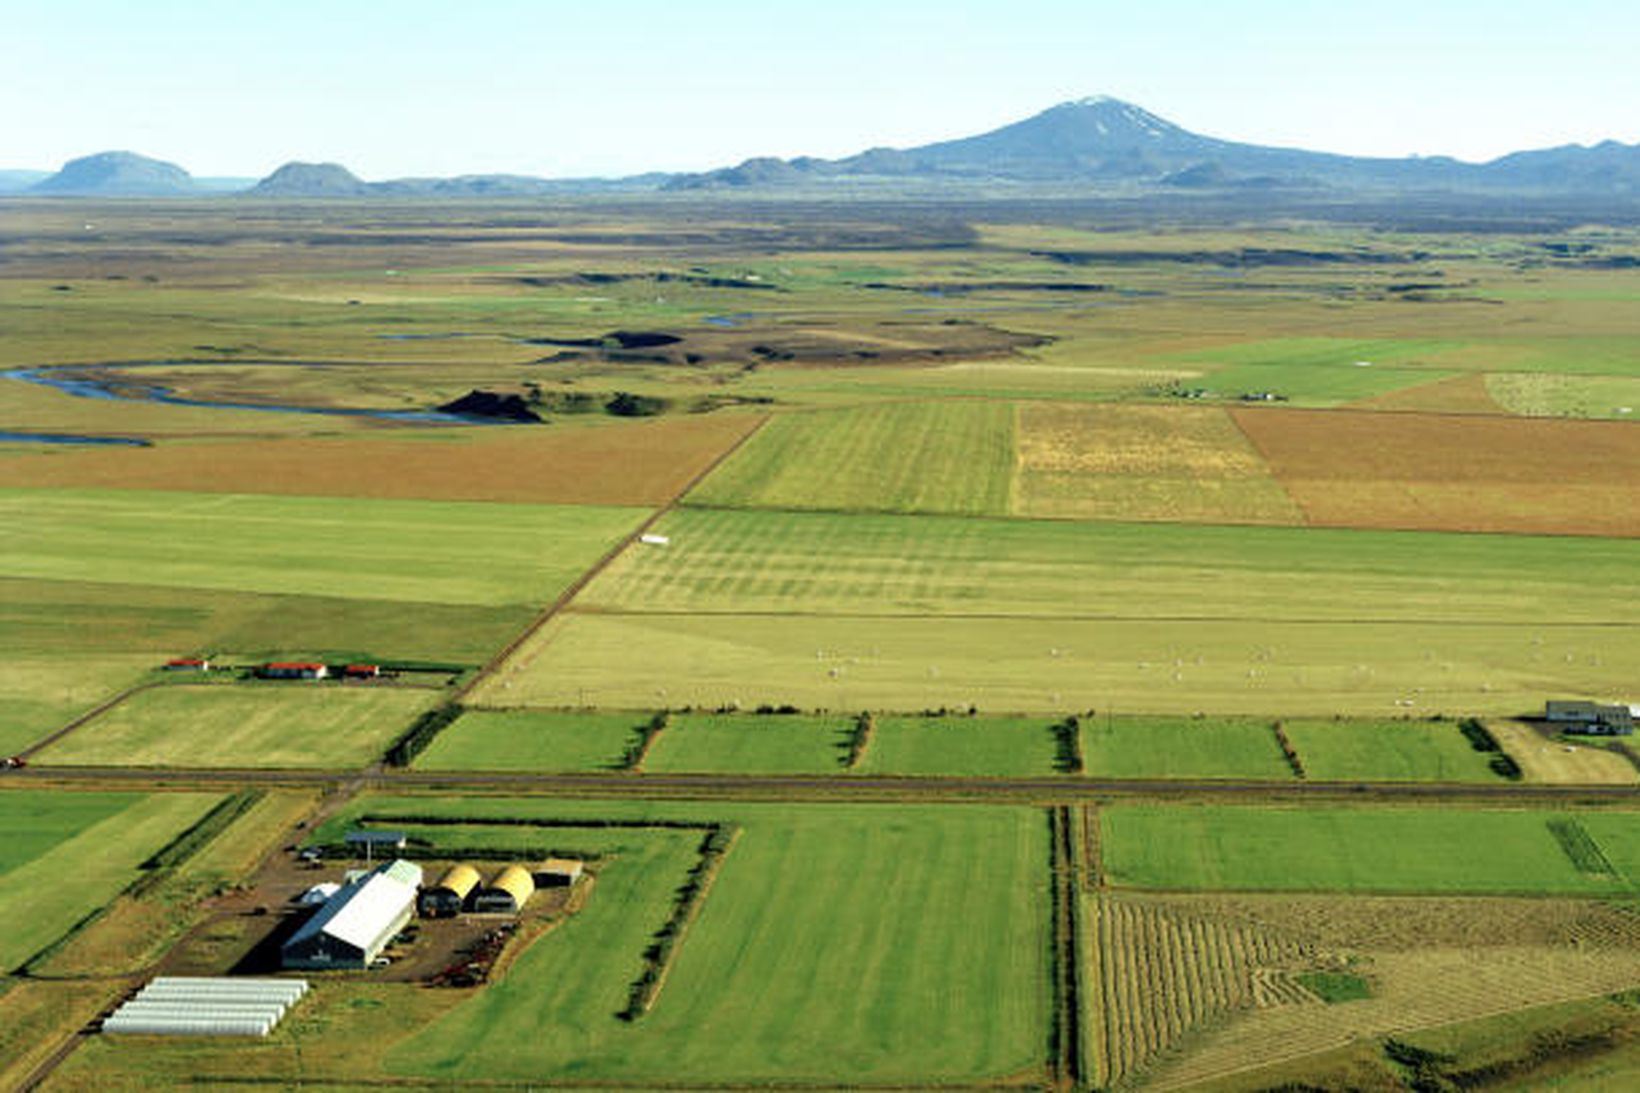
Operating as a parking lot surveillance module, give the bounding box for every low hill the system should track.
[31,151,196,196]
[250,161,370,196]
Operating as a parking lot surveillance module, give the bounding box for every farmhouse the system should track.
[1545,700,1635,735]
[281,859,423,970]
[259,661,328,680]
[164,657,211,671]
[418,863,482,918]
[473,864,535,913]
[533,858,585,887]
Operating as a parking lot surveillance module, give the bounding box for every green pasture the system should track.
[643,713,850,774]
[0,489,644,608]
[1083,716,1292,780]
[36,685,434,768]
[578,508,1640,624]
[1100,805,1640,894]
[486,611,1640,717]
[0,791,222,970]
[1283,718,1502,782]
[305,795,1050,1084]
[857,715,1062,777]
[685,401,1015,516]
[414,709,646,772]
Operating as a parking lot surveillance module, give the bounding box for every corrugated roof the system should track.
[287,860,421,953]
[431,863,481,898]
[482,864,534,906]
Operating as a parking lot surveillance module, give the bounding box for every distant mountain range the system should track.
[9,97,1640,198]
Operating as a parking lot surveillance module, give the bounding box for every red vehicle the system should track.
[1,756,26,770]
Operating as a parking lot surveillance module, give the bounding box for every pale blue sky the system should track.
[6,0,1638,178]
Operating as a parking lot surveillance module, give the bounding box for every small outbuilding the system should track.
[296,883,340,907]
[165,657,211,671]
[345,830,408,858]
[533,858,585,888]
[472,864,535,913]
[342,664,380,680]
[418,863,482,918]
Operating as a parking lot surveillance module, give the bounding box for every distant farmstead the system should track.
[259,662,328,680]
[1545,700,1636,735]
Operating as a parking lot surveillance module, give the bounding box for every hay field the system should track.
[1234,407,1640,537]
[685,401,1015,515]
[0,791,222,970]
[36,685,434,768]
[0,414,760,505]
[1283,718,1503,782]
[475,611,1640,716]
[1014,402,1302,523]
[414,709,647,772]
[1100,805,1638,895]
[0,488,645,606]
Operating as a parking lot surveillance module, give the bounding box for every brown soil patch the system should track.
[1232,407,1640,536]
[0,412,762,505]
[1491,721,1640,785]
[1350,372,1507,415]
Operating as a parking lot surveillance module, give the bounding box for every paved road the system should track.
[8,764,1640,805]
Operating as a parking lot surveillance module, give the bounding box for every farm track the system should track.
[7,766,1640,806]
[449,413,770,706]
[13,682,161,762]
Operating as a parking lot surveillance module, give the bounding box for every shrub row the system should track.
[619,711,671,771]
[619,824,738,1021]
[843,711,876,769]
[1459,717,1501,752]
[384,703,463,767]
[1052,716,1085,775]
[1272,721,1306,779]
[353,813,715,833]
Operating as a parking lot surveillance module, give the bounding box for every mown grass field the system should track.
[414,709,647,772]
[0,792,141,873]
[1284,717,1503,782]
[1100,805,1640,894]
[857,715,1063,777]
[643,713,850,774]
[485,611,1640,716]
[0,791,222,970]
[1083,717,1292,780]
[0,489,646,607]
[36,684,434,768]
[685,401,1015,515]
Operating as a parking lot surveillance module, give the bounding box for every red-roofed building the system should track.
[165,657,211,671]
[259,662,329,680]
[342,664,380,680]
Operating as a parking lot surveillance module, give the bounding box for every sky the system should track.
[6,0,1639,180]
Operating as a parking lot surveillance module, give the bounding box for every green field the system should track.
[414,709,647,772]
[1100,805,1640,894]
[685,401,1015,515]
[308,796,1048,1085]
[858,715,1062,777]
[1083,717,1293,779]
[644,713,850,774]
[35,685,435,768]
[1284,718,1502,782]
[0,791,222,970]
[0,489,645,608]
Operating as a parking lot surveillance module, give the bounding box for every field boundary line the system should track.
[564,605,1640,628]
[451,414,770,704]
[15,681,163,762]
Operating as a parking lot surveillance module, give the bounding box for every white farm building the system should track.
[281,859,422,970]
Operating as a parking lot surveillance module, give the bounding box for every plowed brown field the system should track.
[0,413,763,504]
[1232,407,1640,537]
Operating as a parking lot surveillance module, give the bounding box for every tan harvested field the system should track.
[1137,893,1640,1090]
[1349,372,1507,415]
[1233,407,1640,537]
[1014,403,1302,524]
[1489,721,1640,785]
[0,413,762,505]
[1094,895,1317,1087]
